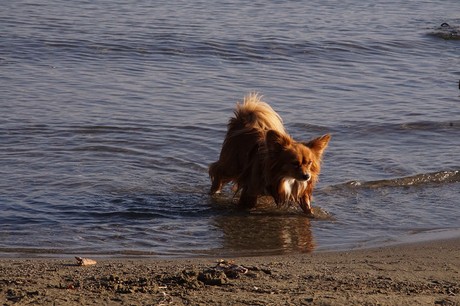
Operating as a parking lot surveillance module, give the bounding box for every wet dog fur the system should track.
[209,93,330,215]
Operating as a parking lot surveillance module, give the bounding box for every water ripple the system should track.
[336,170,460,189]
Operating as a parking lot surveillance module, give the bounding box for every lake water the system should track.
[1,0,459,257]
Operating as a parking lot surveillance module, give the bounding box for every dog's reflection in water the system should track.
[213,206,315,256]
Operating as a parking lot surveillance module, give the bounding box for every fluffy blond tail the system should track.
[231,93,285,134]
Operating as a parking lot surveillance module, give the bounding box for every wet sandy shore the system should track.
[1,238,459,305]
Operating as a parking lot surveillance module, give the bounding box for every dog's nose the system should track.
[301,173,311,181]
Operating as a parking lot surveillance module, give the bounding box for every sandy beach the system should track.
[1,238,458,306]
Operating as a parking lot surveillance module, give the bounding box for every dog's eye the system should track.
[291,161,300,168]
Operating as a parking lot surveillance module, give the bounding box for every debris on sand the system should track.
[75,257,97,266]
[214,259,248,277]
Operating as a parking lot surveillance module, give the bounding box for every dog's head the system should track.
[265,130,331,183]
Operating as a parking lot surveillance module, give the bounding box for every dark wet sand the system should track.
[1,238,459,305]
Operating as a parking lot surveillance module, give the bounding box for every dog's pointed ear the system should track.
[266,130,290,154]
[304,134,331,157]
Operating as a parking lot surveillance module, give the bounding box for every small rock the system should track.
[198,269,228,286]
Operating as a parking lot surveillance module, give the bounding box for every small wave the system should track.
[341,170,460,189]
[339,120,460,135]
[3,32,423,65]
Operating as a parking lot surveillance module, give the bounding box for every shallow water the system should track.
[1,0,459,257]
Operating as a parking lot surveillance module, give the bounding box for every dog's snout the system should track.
[301,173,311,181]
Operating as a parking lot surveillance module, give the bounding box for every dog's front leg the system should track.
[299,194,313,215]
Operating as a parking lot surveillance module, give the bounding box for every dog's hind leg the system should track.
[209,162,224,194]
[210,177,224,194]
[237,189,257,210]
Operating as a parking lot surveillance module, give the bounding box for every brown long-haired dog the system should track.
[209,93,331,215]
